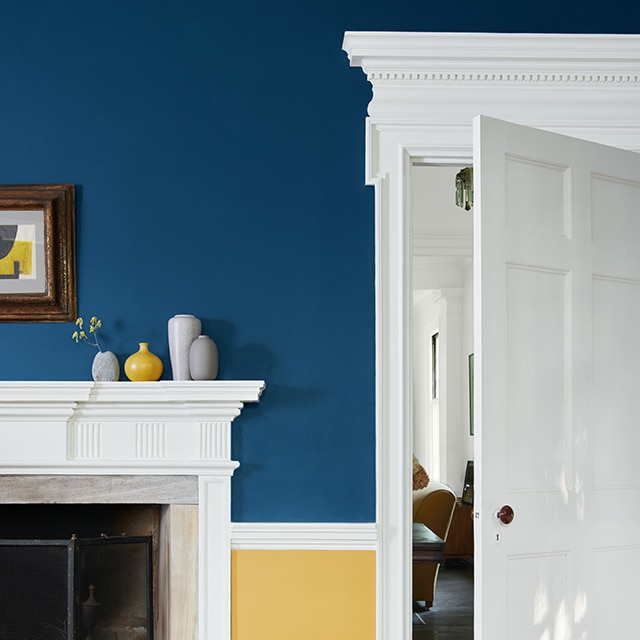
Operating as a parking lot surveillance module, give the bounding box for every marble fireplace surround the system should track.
[0,380,265,640]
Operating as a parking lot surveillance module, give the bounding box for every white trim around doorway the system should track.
[342,31,640,640]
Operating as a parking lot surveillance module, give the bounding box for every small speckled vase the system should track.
[91,350,120,382]
[124,342,163,381]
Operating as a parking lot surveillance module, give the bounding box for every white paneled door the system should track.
[474,116,640,639]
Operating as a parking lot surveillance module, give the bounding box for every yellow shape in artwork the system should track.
[0,240,33,276]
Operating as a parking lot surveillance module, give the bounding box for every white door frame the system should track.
[341,32,640,640]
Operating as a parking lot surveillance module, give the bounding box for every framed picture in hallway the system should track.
[462,460,474,505]
[468,353,474,435]
[0,184,76,322]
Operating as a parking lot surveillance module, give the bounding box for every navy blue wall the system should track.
[0,1,638,522]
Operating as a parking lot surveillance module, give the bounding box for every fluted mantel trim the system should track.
[0,380,265,472]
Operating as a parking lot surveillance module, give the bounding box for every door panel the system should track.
[593,278,640,488]
[593,547,640,637]
[474,115,640,639]
[592,174,640,246]
[505,155,568,237]
[507,552,570,640]
[506,265,569,492]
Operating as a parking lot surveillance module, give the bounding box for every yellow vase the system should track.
[124,342,163,381]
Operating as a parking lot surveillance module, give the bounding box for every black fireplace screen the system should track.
[0,536,153,640]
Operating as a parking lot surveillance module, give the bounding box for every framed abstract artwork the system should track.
[0,184,76,321]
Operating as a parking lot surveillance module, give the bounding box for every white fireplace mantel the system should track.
[0,379,266,640]
[0,380,265,474]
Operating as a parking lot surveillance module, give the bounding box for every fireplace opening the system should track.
[0,504,160,540]
[0,505,159,640]
[0,536,153,640]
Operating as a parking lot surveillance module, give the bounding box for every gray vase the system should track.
[189,335,219,380]
[168,314,202,380]
[92,350,120,381]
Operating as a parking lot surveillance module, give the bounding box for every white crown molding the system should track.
[231,522,378,550]
[343,32,640,150]
[413,288,464,315]
[343,32,640,73]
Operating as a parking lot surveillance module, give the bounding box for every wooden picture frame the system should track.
[0,184,76,321]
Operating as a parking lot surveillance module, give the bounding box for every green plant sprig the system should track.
[72,316,103,351]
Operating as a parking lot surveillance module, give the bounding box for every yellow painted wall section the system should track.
[231,549,376,640]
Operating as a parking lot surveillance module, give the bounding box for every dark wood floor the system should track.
[413,561,473,639]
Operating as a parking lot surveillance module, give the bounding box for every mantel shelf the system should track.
[0,379,266,475]
[0,379,265,402]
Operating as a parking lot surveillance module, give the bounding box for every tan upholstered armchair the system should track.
[412,480,457,609]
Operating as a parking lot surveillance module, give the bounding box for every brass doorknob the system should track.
[496,505,514,525]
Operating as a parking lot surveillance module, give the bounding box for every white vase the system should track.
[168,314,201,380]
[92,350,120,381]
[189,335,219,380]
